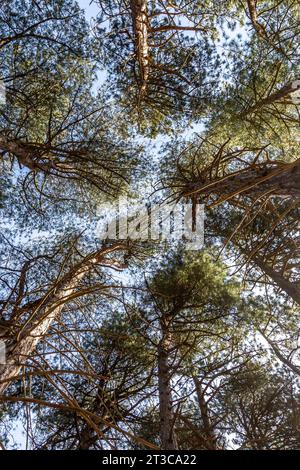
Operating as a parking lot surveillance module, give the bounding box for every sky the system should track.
[77,0,98,21]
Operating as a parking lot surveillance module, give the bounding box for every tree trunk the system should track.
[77,358,124,450]
[0,135,51,172]
[0,244,127,394]
[241,79,300,117]
[254,256,300,305]
[77,376,107,450]
[258,329,300,376]
[157,315,178,450]
[246,0,267,40]
[130,0,149,98]
[186,159,300,201]
[193,376,217,450]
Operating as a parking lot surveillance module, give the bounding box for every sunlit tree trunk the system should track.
[130,0,149,98]
[0,136,51,171]
[0,244,127,394]
[186,159,300,201]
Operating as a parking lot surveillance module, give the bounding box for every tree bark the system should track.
[0,244,128,394]
[130,0,150,98]
[254,256,300,305]
[246,0,268,40]
[186,159,300,201]
[157,315,178,450]
[0,136,52,172]
[240,79,300,117]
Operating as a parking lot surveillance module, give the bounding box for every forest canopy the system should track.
[0,0,300,451]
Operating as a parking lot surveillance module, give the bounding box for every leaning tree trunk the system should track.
[233,239,300,307]
[157,315,178,450]
[0,135,74,174]
[186,158,300,202]
[240,79,300,117]
[0,244,127,394]
[258,329,300,377]
[246,0,267,40]
[254,256,300,306]
[0,135,52,172]
[246,0,299,59]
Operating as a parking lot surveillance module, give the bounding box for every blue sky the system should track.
[77,0,98,21]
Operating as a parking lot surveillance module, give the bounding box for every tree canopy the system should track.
[0,0,300,452]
